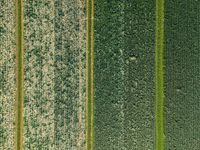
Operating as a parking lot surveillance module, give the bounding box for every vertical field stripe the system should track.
[155,0,164,150]
[15,0,24,150]
[86,0,94,150]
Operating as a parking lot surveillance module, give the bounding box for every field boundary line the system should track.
[86,0,94,149]
[155,0,164,149]
[15,0,24,150]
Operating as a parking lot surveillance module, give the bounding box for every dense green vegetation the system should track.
[94,0,155,149]
[164,1,200,149]
[124,1,156,149]
[94,1,126,149]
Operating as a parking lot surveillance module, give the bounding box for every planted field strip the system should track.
[54,0,86,149]
[94,1,125,149]
[0,0,16,149]
[164,1,200,149]
[23,0,86,149]
[124,1,156,149]
[23,0,55,149]
[94,0,155,149]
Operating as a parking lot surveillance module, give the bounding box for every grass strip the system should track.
[15,0,24,150]
[155,0,164,149]
[86,0,94,149]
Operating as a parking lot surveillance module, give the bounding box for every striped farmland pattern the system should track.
[0,0,200,150]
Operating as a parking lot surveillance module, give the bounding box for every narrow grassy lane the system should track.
[86,0,94,149]
[15,0,24,149]
[155,0,164,149]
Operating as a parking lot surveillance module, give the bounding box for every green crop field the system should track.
[0,0,200,150]
[164,1,200,149]
[94,1,156,149]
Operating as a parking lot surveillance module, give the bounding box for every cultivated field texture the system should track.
[94,1,155,149]
[164,1,200,149]
[23,0,86,149]
[0,1,16,149]
[1,0,200,150]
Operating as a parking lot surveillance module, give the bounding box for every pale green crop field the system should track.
[0,0,16,149]
[0,0,200,150]
[23,0,86,149]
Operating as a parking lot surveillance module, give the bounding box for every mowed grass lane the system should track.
[16,0,24,149]
[86,0,94,149]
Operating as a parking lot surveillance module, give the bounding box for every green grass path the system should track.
[15,0,24,150]
[86,0,94,149]
[155,0,164,149]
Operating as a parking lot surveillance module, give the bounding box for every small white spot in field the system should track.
[176,88,181,92]
[175,88,186,95]
[134,81,138,88]
[130,87,134,92]
[43,66,49,73]
[129,56,137,62]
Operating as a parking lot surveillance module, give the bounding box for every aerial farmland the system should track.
[0,0,200,150]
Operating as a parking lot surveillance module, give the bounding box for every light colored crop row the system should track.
[23,0,86,149]
[0,0,16,149]
[0,0,87,149]
[23,0,57,149]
